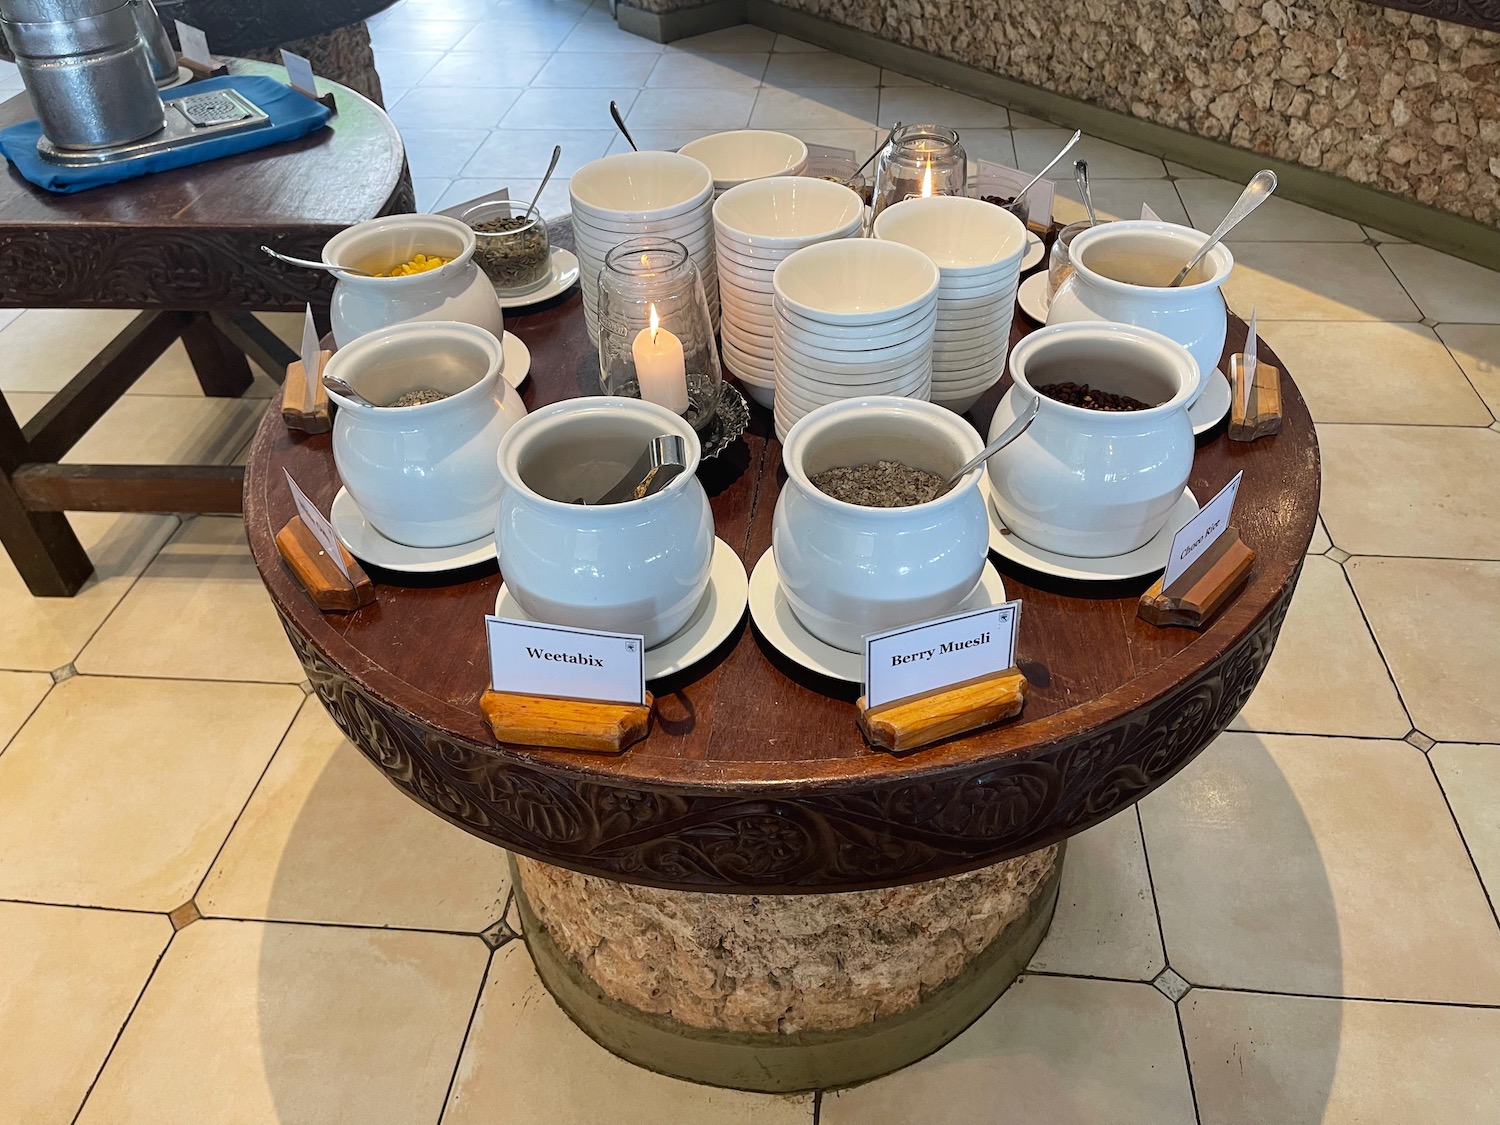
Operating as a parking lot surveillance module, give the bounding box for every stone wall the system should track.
[767,0,1500,226]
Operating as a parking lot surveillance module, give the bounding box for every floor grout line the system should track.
[435,943,498,1125]
[1423,752,1500,935]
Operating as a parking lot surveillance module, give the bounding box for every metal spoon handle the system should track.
[849,121,900,185]
[941,396,1041,491]
[609,100,638,151]
[261,245,372,276]
[1074,158,1098,227]
[1169,168,1277,286]
[1013,129,1082,200]
[321,373,380,409]
[527,144,563,215]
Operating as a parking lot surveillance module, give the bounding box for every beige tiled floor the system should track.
[0,1,1497,1122]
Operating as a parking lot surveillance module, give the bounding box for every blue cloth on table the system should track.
[0,75,332,193]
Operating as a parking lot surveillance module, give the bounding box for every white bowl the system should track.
[772,396,989,651]
[778,310,937,355]
[774,240,940,326]
[572,204,714,237]
[496,396,713,647]
[714,175,865,251]
[873,194,1028,277]
[937,288,1019,314]
[570,151,714,223]
[714,239,793,274]
[782,361,932,399]
[931,387,990,414]
[680,131,810,190]
[774,297,934,341]
[937,270,1021,298]
[722,344,776,382]
[739,379,776,409]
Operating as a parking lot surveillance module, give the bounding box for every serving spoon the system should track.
[526,144,563,215]
[1074,158,1098,226]
[260,245,375,277]
[1168,168,1277,286]
[609,100,638,152]
[928,396,1041,499]
[1011,129,1083,202]
[320,373,381,409]
[847,121,901,187]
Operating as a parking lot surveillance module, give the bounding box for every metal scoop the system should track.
[580,435,688,505]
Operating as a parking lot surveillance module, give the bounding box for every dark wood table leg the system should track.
[0,397,92,596]
[210,311,297,383]
[180,311,255,398]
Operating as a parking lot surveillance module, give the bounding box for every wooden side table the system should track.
[0,62,408,596]
[243,220,1321,1091]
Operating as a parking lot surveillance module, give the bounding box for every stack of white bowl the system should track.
[569,151,718,343]
[712,176,865,410]
[770,239,940,441]
[678,130,810,196]
[872,195,1026,414]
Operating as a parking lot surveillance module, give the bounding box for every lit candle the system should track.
[920,162,934,197]
[632,303,689,414]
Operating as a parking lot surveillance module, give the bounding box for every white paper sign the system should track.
[974,159,1055,227]
[175,20,212,67]
[298,304,320,415]
[486,616,646,705]
[438,186,508,220]
[280,49,318,99]
[1141,202,1162,222]
[863,601,1021,710]
[1161,472,1244,592]
[283,469,350,579]
[1242,307,1259,416]
[804,143,856,165]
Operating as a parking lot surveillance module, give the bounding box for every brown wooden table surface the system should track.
[244,220,1320,894]
[0,60,408,597]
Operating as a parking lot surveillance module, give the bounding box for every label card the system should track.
[280,49,318,99]
[863,601,1021,710]
[804,143,857,165]
[1242,307,1259,415]
[486,617,646,705]
[1161,471,1244,592]
[284,469,350,579]
[298,303,320,415]
[1141,202,1162,222]
[974,159,1055,227]
[175,20,212,67]
[437,186,508,221]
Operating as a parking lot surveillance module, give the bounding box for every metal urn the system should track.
[0,0,165,150]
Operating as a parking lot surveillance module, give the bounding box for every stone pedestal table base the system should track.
[510,844,1063,1093]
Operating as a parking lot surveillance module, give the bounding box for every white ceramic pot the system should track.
[323,322,527,548]
[323,214,505,348]
[772,397,990,652]
[1046,220,1232,406]
[495,397,714,647]
[986,322,1199,558]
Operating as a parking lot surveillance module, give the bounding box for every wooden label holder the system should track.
[1138,528,1256,629]
[857,667,1028,755]
[178,54,229,80]
[1228,353,1282,442]
[481,690,655,754]
[275,514,375,613]
[282,349,333,434]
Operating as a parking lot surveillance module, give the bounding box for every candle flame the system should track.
[648,302,659,344]
[920,164,934,197]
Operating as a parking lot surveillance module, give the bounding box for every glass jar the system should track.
[461,200,552,296]
[597,237,722,433]
[1047,220,1093,300]
[872,124,967,218]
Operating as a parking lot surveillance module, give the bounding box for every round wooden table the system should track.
[243,221,1319,1091]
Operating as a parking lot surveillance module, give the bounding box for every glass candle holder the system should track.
[461,199,551,296]
[597,237,723,433]
[872,124,967,218]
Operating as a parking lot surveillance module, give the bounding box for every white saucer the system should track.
[501,330,531,388]
[1017,271,1050,323]
[329,487,497,573]
[1021,230,1045,272]
[1189,366,1232,435]
[495,248,580,309]
[494,538,748,681]
[748,548,1008,683]
[980,475,1200,582]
